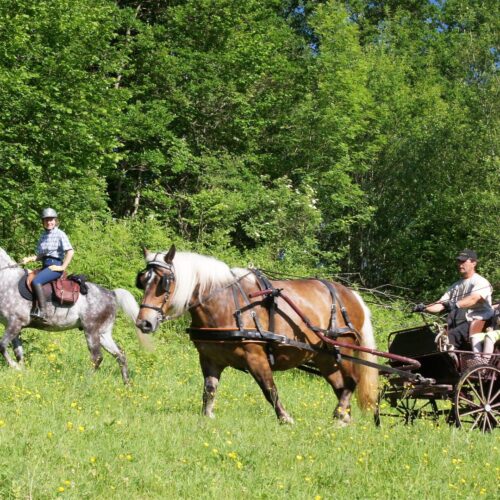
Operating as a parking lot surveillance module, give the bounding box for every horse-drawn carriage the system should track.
[375,322,499,432]
[134,245,499,431]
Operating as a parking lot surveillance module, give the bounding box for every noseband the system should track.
[137,260,175,322]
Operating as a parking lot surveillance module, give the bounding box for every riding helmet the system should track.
[40,207,58,219]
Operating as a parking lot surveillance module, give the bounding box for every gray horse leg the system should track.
[99,328,129,384]
[84,330,104,371]
[0,323,22,369]
[11,336,24,364]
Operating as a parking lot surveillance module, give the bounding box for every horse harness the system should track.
[187,269,362,365]
[138,263,425,379]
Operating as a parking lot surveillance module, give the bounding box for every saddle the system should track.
[22,270,81,306]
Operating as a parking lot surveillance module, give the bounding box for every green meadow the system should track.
[0,311,498,500]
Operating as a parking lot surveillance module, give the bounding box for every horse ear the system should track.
[164,244,176,263]
[141,244,149,257]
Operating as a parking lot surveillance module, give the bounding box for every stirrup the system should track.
[30,308,46,320]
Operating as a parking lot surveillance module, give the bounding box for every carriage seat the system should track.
[469,319,487,335]
[469,303,500,335]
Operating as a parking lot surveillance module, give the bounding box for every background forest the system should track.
[0,0,498,299]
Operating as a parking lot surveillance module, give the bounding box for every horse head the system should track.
[0,247,18,268]
[136,244,177,333]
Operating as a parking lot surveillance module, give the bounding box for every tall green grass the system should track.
[0,313,497,499]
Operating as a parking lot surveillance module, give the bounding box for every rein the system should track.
[248,286,422,374]
[0,264,21,272]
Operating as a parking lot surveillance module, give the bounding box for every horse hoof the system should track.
[333,419,350,428]
[279,414,294,425]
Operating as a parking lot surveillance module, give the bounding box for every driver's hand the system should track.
[413,303,426,313]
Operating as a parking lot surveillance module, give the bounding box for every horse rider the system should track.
[20,208,74,320]
[413,249,494,351]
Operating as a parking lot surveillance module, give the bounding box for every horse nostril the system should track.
[136,320,153,333]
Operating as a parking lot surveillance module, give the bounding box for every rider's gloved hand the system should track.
[49,265,64,272]
[413,303,426,313]
[20,256,36,265]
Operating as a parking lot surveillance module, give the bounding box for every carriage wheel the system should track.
[454,365,500,432]
[374,385,439,427]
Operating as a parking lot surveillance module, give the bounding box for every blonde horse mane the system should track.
[150,251,252,315]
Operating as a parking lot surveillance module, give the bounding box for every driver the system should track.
[413,249,493,351]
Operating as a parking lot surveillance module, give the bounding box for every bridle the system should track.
[137,259,176,322]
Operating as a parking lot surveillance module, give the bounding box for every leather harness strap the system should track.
[187,327,318,352]
[316,278,361,341]
[187,269,350,363]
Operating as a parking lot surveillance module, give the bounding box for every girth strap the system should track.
[251,269,277,333]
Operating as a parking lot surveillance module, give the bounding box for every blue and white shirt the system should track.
[36,227,73,261]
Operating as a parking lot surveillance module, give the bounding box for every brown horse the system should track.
[136,246,378,424]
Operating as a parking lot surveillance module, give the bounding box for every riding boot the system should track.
[31,283,47,320]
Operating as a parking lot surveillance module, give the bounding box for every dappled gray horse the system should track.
[0,247,141,383]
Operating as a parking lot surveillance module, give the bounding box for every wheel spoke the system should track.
[487,387,500,404]
[477,371,486,401]
[485,413,494,432]
[486,370,497,401]
[470,413,482,430]
[457,394,480,408]
[459,406,484,418]
[463,379,484,405]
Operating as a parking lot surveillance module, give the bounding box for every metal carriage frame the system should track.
[375,324,500,432]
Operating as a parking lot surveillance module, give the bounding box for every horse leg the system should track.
[245,349,293,424]
[315,353,355,425]
[200,354,224,418]
[84,329,104,371]
[99,328,129,384]
[12,336,24,365]
[0,323,22,369]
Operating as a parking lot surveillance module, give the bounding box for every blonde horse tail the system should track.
[114,288,154,351]
[352,291,379,412]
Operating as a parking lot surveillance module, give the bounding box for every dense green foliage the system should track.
[0,0,498,297]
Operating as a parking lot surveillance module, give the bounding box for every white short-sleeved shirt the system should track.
[439,273,493,321]
[36,227,73,261]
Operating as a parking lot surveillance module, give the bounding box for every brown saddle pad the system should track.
[26,271,80,306]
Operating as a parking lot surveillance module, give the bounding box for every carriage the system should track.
[375,321,500,432]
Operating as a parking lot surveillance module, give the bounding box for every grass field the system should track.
[0,313,498,499]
